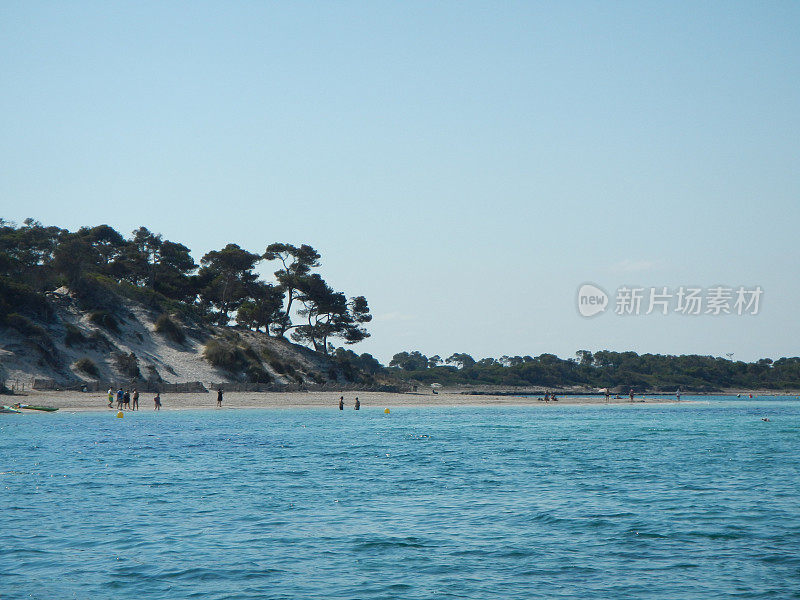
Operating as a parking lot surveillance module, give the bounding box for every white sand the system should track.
[5,389,679,413]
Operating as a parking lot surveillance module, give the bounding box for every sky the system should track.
[1,1,798,364]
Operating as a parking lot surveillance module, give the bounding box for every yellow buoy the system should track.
[384,408,390,414]
[116,411,124,418]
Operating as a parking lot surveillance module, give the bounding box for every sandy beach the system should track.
[4,389,681,413]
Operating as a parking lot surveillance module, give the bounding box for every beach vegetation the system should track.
[390,351,429,371]
[203,337,273,383]
[74,357,100,378]
[154,314,186,344]
[204,338,248,372]
[0,221,373,359]
[64,323,88,347]
[235,282,284,334]
[114,352,141,379]
[88,310,119,333]
[6,220,800,391]
[197,244,261,325]
[262,243,321,337]
[384,349,800,392]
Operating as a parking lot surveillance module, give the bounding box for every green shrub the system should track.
[6,313,57,361]
[6,313,47,338]
[64,323,88,347]
[204,339,247,372]
[220,330,240,342]
[89,329,113,349]
[204,337,273,382]
[154,314,186,344]
[75,357,100,378]
[246,363,273,383]
[114,352,140,378]
[308,371,326,384]
[0,278,53,322]
[72,274,118,311]
[145,365,162,382]
[89,310,119,333]
[242,344,261,363]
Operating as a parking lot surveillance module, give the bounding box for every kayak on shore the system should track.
[16,404,59,412]
[1,405,22,414]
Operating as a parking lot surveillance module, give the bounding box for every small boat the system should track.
[17,404,58,412]
[0,405,22,414]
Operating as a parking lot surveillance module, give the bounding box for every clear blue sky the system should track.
[2,1,798,363]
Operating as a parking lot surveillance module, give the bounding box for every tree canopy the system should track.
[0,220,372,355]
[384,349,800,391]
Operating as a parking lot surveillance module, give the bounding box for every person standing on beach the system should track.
[217,388,223,407]
[354,397,360,410]
[154,393,161,411]
[116,388,124,410]
[629,388,635,402]
[339,396,344,410]
[676,389,681,401]
[107,388,114,408]
[132,389,139,411]
[123,390,130,410]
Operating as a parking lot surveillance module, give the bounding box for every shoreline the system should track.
[0,389,697,413]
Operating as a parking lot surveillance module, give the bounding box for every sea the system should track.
[1,397,799,599]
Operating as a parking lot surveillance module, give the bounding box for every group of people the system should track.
[107,388,160,410]
[338,396,360,410]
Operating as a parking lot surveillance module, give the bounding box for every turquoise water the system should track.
[2,398,799,599]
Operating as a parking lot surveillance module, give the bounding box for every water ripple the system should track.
[1,400,799,599]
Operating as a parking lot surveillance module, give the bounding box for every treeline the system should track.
[387,350,800,391]
[0,219,371,354]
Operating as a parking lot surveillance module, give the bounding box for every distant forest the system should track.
[385,350,800,392]
[2,219,799,391]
